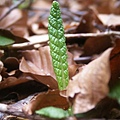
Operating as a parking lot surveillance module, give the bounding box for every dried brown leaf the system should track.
[110,38,120,86]
[0,7,22,28]
[23,90,69,115]
[67,44,83,59]
[99,14,120,26]
[30,22,47,35]
[75,9,103,33]
[20,46,57,89]
[66,48,113,113]
[20,46,78,89]
[0,29,28,43]
[0,76,29,90]
[0,7,28,37]
[83,36,113,56]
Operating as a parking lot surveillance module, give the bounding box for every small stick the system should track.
[11,30,120,49]
[0,103,56,120]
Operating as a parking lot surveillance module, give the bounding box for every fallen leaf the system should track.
[30,22,47,35]
[0,76,48,101]
[66,47,113,113]
[67,44,83,59]
[20,46,78,89]
[67,52,78,79]
[0,7,28,37]
[20,46,58,89]
[75,97,120,119]
[0,29,28,44]
[75,9,103,33]
[23,90,69,115]
[110,38,120,86]
[83,36,113,56]
[98,14,120,26]
[0,76,28,90]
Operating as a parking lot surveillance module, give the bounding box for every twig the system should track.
[0,0,25,21]
[11,30,120,49]
[0,103,67,120]
[65,31,120,38]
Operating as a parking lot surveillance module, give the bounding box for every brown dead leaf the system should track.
[75,9,103,33]
[23,89,69,115]
[76,97,120,119]
[66,47,113,113]
[83,36,113,56]
[20,46,58,89]
[30,22,48,35]
[0,76,48,102]
[0,29,28,43]
[67,44,83,59]
[0,7,28,37]
[32,0,51,10]
[91,0,120,14]
[0,0,12,6]
[110,38,120,86]
[67,52,78,78]
[98,14,120,26]
[20,46,78,89]
[0,75,29,90]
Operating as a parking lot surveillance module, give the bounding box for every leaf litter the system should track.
[0,0,120,119]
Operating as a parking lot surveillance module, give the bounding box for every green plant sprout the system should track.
[35,1,72,118]
[48,1,69,90]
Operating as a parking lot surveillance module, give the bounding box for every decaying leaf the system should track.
[0,76,28,90]
[0,7,28,37]
[66,47,113,113]
[83,36,113,56]
[20,46,58,89]
[109,38,120,86]
[20,46,78,89]
[98,14,120,26]
[75,9,103,33]
[0,29,28,44]
[0,76,48,102]
[75,97,120,119]
[23,90,69,115]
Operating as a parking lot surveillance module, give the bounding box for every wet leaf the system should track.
[66,48,113,113]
